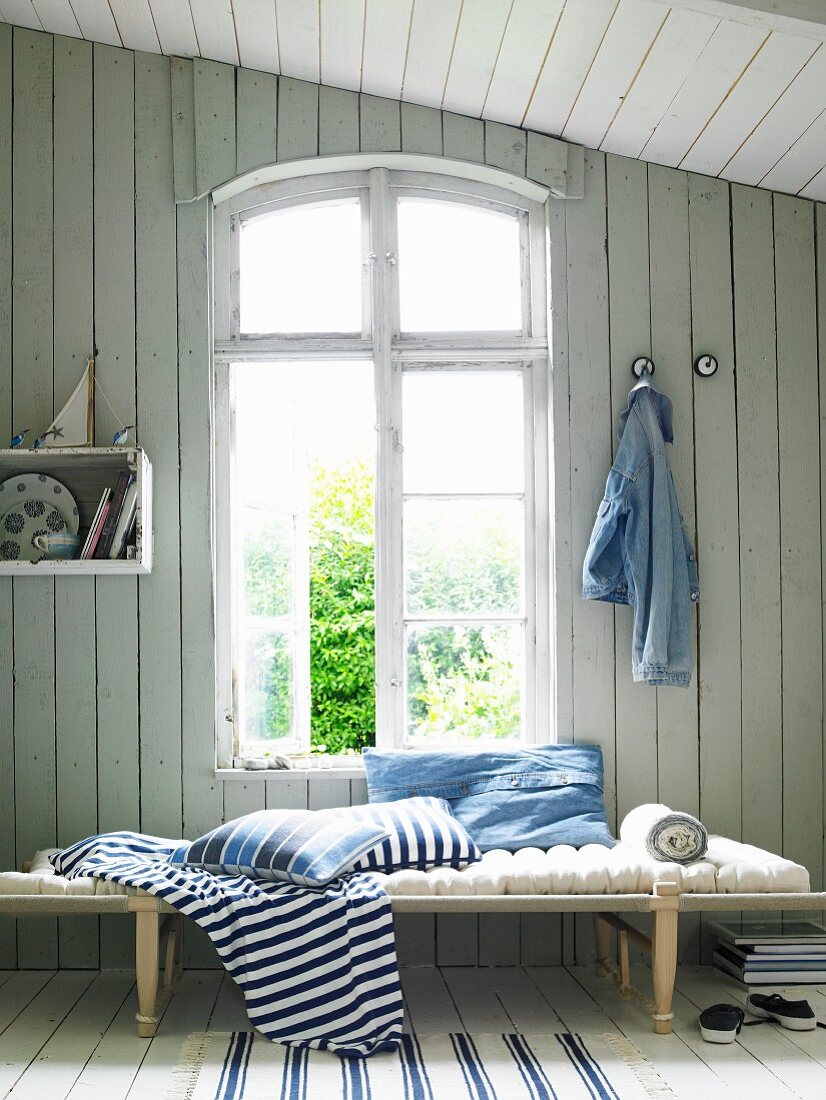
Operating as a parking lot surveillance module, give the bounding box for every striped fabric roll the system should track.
[168,810,390,887]
[51,830,179,877]
[342,797,482,873]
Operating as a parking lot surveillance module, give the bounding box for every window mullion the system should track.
[370,168,405,749]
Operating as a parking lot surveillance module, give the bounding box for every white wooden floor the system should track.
[0,965,824,1099]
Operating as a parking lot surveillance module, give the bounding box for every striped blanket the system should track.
[55,832,404,1057]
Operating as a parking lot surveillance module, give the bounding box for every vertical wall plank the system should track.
[605,155,657,823]
[775,195,822,888]
[223,779,265,819]
[53,34,98,968]
[648,166,699,827]
[359,94,401,154]
[306,775,351,810]
[94,43,139,969]
[0,22,15,969]
[12,27,57,970]
[566,150,614,967]
[171,58,196,202]
[276,77,318,162]
[400,103,442,156]
[648,163,701,962]
[235,68,277,176]
[178,196,222,967]
[688,176,742,851]
[265,777,309,810]
[437,916,479,967]
[318,86,359,157]
[136,53,182,840]
[818,203,826,900]
[567,151,615,822]
[194,59,236,196]
[732,186,782,857]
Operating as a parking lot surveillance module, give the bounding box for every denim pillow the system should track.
[362,745,615,853]
[169,809,389,887]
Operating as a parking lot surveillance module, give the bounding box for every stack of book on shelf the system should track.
[712,919,826,985]
[80,472,138,561]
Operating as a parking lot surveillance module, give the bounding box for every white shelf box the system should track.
[0,447,153,575]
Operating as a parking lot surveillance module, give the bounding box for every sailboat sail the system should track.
[43,358,94,447]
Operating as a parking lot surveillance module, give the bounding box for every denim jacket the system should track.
[582,378,699,686]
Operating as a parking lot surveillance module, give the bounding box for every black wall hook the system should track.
[631,356,655,379]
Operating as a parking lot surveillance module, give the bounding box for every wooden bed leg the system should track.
[618,928,630,988]
[136,909,160,1038]
[651,882,679,1035]
[163,915,184,990]
[593,913,613,975]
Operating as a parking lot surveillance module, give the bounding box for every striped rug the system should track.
[167,1030,674,1099]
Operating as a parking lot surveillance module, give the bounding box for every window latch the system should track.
[385,252,397,266]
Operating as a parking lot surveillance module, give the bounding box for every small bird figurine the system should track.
[10,428,29,448]
[33,429,57,450]
[113,425,134,446]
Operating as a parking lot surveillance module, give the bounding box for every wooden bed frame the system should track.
[3,882,825,1038]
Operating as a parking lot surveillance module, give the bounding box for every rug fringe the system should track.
[600,1032,678,1099]
[164,1031,216,1100]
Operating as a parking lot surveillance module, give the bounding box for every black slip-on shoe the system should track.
[699,1003,745,1043]
[746,993,817,1031]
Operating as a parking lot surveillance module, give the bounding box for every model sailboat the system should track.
[42,357,95,447]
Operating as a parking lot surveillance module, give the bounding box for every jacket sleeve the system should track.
[623,453,676,674]
[582,489,629,605]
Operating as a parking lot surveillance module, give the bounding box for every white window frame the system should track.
[213,167,550,766]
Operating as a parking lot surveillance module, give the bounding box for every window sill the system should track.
[215,761,365,781]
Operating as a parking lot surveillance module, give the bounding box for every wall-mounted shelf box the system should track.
[0,447,152,575]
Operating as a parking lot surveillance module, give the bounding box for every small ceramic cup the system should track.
[34,532,82,560]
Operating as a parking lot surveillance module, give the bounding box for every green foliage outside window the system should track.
[242,460,520,752]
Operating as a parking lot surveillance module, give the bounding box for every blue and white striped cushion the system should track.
[167,810,390,887]
[341,797,482,873]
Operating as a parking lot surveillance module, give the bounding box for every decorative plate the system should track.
[0,473,79,562]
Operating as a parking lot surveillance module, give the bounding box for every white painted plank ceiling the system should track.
[1,0,825,198]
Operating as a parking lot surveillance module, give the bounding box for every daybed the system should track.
[1,838,822,1038]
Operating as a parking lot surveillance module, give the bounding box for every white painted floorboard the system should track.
[0,967,824,1098]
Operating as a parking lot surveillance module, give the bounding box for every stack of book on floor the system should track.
[80,472,138,560]
[711,919,826,985]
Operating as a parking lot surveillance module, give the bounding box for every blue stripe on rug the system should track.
[399,1033,434,1100]
[504,1033,558,1100]
[557,1033,616,1100]
[216,1033,252,1100]
[279,1045,309,1100]
[571,1035,620,1100]
[340,1054,372,1100]
[451,1034,496,1100]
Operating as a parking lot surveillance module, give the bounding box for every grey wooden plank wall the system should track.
[0,26,824,970]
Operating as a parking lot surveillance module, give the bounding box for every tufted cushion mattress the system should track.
[0,837,809,899]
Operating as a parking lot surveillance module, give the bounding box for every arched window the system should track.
[213,169,550,764]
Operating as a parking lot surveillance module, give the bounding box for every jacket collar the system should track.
[618,377,673,443]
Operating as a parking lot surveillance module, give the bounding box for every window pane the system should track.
[403,371,524,493]
[405,499,523,616]
[240,199,363,334]
[407,624,523,740]
[242,627,294,740]
[397,197,522,332]
[232,360,376,752]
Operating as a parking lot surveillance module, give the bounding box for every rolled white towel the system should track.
[620,803,708,865]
